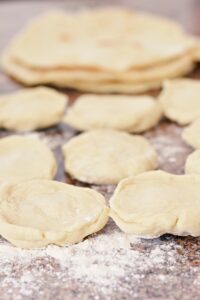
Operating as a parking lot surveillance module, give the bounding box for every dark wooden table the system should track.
[1,1,200,299]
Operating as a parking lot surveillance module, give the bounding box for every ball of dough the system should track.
[0,135,57,182]
[159,79,200,125]
[0,180,109,248]
[185,150,200,174]
[182,118,200,148]
[64,94,162,133]
[0,87,67,131]
[62,129,157,185]
[110,170,200,238]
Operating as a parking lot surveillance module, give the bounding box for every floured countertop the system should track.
[1,1,200,299]
[1,221,200,300]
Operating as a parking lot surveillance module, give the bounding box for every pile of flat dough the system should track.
[110,170,200,237]
[0,180,109,248]
[62,129,157,184]
[2,9,198,93]
[0,135,57,182]
[0,87,67,131]
[159,79,200,124]
[64,94,162,132]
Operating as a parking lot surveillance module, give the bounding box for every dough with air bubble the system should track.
[62,129,157,184]
[110,170,200,238]
[159,79,200,125]
[0,135,57,182]
[64,94,162,132]
[0,87,67,131]
[0,180,109,248]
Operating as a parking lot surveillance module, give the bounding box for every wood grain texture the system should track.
[1,1,200,299]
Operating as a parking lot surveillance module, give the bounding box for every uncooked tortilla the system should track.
[7,9,196,70]
[0,87,67,131]
[0,135,57,182]
[0,179,109,248]
[2,50,195,84]
[1,51,194,93]
[159,79,200,125]
[62,129,157,184]
[110,170,200,237]
[64,94,162,132]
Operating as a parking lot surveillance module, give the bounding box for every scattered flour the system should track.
[0,222,187,299]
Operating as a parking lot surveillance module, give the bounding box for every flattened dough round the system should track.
[62,129,157,184]
[185,150,200,174]
[8,10,196,70]
[2,50,194,93]
[182,118,200,148]
[110,170,200,238]
[0,180,109,248]
[159,79,200,125]
[0,87,67,131]
[64,94,162,132]
[2,50,195,84]
[0,135,57,182]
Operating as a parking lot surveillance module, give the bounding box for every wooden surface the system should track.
[1,1,200,299]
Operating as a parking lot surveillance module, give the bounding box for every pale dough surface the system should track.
[0,87,67,131]
[0,180,109,248]
[182,118,200,148]
[0,135,57,182]
[1,51,194,93]
[159,79,200,125]
[2,51,195,84]
[185,150,200,174]
[2,9,197,93]
[59,78,181,94]
[64,94,162,132]
[7,10,196,70]
[62,130,157,184]
[110,170,200,237]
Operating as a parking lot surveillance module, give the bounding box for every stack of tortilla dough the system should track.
[1,8,198,93]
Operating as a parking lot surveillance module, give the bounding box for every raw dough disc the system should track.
[2,8,196,93]
[0,87,67,131]
[0,135,57,182]
[62,129,157,185]
[2,50,194,93]
[110,170,200,238]
[185,150,200,174]
[2,50,195,84]
[61,72,190,94]
[0,179,109,248]
[64,94,162,132]
[7,10,196,70]
[159,79,200,125]
[182,118,200,148]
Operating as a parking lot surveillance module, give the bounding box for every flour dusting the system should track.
[0,220,192,300]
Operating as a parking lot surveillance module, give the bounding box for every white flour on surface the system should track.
[0,220,189,299]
